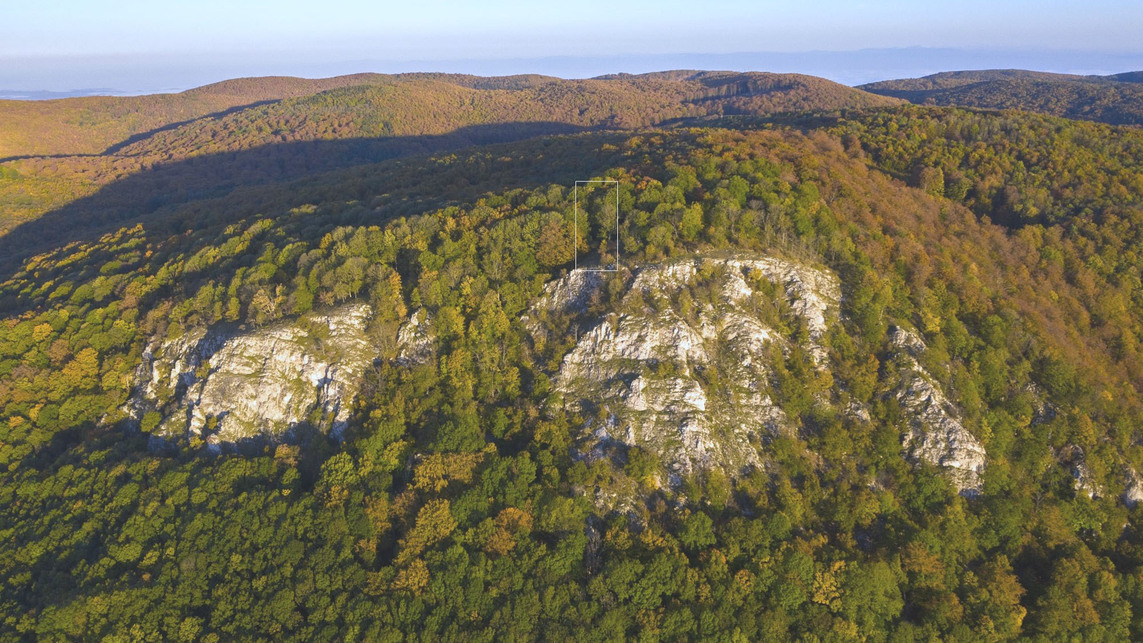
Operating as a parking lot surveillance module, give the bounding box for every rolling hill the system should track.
[0,71,900,236]
[861,69,1143,125]
[0,74,402,159]
[0,71,897,161]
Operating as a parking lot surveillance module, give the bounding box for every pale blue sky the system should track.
[2,0,1141,92]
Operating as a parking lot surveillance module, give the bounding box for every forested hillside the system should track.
[862,69,1143,126]
[0,74,407,159]
[0,71,898,237]
[3,72,1143,640]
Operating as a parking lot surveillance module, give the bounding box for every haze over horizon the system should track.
[3,0,1142,96]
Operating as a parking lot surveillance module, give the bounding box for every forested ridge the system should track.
[2,71,1143,640]
[0,71,898,237]
[862,69,1143,126]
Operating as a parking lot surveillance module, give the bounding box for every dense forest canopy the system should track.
[2,70,1143,640]
[0,71,899,237]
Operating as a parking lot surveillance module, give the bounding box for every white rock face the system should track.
[395,309,434,366]
[890,328,987,496]
[1124,469,1143,508]
[542,269,605,315]
[547,256,838,483]
[1056,445,1100,499]
[1073,464,1099,500]
[1023,382,1057,425]
[729,257,839,365]
[560,311,709,383]
[129,303,376,444]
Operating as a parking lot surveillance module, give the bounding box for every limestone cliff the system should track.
[127,303,377,445]
[539,257,989,497]
[889,327,988,495]
[124,253,992,498]
[542,256,839,486]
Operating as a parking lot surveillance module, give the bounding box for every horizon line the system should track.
[4,47,1143,98]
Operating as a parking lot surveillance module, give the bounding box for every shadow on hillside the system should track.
[0,121,597,278]
[0,100,284,164]
[100,100,280,156]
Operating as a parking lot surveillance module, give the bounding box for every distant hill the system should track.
[0,71,896,160]
[1109,71,1143,84]
[0,73,560,159]
[0,89,136,100]
[0,71,899,233]
[861,69,1143,126]
[0,74,401,159]
[110,72,899,160]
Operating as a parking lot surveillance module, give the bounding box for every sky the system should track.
[3,0,1142,94]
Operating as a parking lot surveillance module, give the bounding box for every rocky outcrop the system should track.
[1024,382,1057,426]
[128,303,376,445]
[890,327,987,496]
[546,256,838,485]
[540,269,605,315]
[1124,469,1143,508]
[396,309,434,366]
[1059,446,1100,499]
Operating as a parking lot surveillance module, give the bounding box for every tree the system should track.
[396,499,457,566]
[536,219,573,267]
[841,561,903,634]
[678,512,715,550]
[680,203,703,242]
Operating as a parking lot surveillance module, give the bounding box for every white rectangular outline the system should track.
[573,180,620,272]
